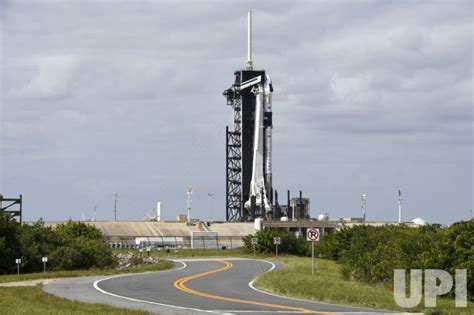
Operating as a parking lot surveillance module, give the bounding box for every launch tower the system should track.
[224,12,274,221]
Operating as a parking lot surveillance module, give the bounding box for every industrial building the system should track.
[41,216,426,251]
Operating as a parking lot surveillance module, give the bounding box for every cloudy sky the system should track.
[1,0,472,224]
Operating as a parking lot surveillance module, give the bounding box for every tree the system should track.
[0,212,22,274]
[243,229,308,256]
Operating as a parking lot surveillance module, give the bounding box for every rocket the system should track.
[241,12,274,214]
[242,74,273,213]
[263,74,273,202]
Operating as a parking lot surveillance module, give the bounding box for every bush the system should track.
[0,213,23,274]
[0,213,115,274]
[50,221,115,270]
[318,221,473,299]
[243,229,309,256]
[244,220,473,299]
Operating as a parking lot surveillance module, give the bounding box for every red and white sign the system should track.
[306,228,320,241]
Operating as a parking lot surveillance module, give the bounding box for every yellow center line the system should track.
[172,260,329,314]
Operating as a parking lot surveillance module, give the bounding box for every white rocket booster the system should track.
[242,11,273,214]
[264,75,272,196]
[244,75,273,213]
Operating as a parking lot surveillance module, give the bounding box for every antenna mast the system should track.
[398,189,402,223]
[247,11,253,70]
[361,194,367,221]
[113,192,118,221]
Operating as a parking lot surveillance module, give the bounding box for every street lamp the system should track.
[208,193,214,222]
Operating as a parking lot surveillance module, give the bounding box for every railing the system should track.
[107,235,245,250]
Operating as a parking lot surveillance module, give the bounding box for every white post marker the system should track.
[15,258,21,275]
[42,257,48,273]
[306,228,320,275]
[146,246,151,257]
[251,237,258,256]
[273,237,281,257]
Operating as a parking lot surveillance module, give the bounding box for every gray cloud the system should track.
[1,0,472,224]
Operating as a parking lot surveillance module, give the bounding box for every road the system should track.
[44,258,399,314]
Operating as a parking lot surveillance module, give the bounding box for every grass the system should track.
[254,256,474,315]
[0,260,174,315]
[0,285,151,315]
[0,260,174,284]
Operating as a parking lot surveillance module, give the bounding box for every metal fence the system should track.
[107,235,245,250]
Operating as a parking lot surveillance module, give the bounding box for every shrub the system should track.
[243,219,473,299]
[243,228,309,256]
[0,213,22,274]
[0,213,115,274]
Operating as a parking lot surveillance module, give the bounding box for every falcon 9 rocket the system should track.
[224,12,274,221]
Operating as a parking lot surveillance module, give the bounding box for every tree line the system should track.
[0,212,115,274]
[243,219,473,299]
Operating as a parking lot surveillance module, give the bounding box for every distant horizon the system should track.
[19,213,472,226]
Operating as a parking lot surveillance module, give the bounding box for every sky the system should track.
[0,0,472,224]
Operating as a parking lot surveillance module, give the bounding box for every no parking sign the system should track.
[307,228,320,275]
[306,228,320,241]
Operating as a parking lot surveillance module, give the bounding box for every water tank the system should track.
[156,202,162,221]
[317,213,329,221]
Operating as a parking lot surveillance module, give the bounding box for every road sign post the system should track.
[306,228,320,275]
[273,237,281,257]
[251,238,257,257]
[42,257,48,273]
[15,258,21,275]
[146,247,151,257]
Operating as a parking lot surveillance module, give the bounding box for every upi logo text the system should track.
[394,269,467,308]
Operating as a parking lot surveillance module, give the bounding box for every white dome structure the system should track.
[411,217,427,226]
[317,213,329,221]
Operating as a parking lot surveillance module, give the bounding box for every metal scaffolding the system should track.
[0,194,23,223]
[226,96,243,221]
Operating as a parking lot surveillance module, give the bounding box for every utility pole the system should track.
[114,193,118,221]
[361,194,367,222]
[186,187,192,225]
[208,193,214,221]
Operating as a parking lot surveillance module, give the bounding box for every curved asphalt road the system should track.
[44,258,401,314]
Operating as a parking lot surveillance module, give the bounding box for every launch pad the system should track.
[224,12,310,222]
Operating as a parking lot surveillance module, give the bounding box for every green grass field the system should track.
[0,260,174,284]
[0,260,174,315]
[255,256,474,315]
[0,285,150,315]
